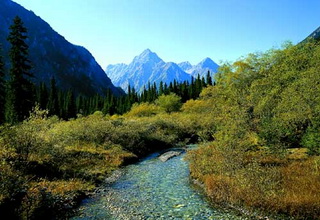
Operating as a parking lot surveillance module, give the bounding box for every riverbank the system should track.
[187,144,320,219]
[0,110,196,219]
[72,149,244,219]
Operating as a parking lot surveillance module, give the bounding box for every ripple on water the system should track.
[73,152,245,220]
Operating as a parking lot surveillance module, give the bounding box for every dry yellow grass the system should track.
[279,157,320,218]
[188,145,320,219]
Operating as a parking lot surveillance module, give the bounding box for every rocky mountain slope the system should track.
[305,26,320,41]
[178,57,219,78]
[0,0,123,96]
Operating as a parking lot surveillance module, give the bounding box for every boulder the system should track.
[158,151,182,162]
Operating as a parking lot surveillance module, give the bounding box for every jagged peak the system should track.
[142,48,152,54]
[200,57,213,63]
[198,57,218,68]
[133,48,163,64]
[179,61,192,65]
[177,61,193,71]
[164,62,179,69]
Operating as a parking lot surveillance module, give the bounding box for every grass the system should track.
[188,145,320,219]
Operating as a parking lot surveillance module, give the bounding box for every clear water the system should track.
[73,151,245,220]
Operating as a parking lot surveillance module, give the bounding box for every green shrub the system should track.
[301,125,320,155]
[155,93,182,113]
[125,102,161,117]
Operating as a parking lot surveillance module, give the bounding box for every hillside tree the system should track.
[47,77,59,116]
[5,16,35,123]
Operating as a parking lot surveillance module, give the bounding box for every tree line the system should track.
[0,16,214,124]
[36,72,214,119]
[35,71,214,118]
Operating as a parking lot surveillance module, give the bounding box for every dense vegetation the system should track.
[0,106,199,219]
[187,40,320,219]
[1,16,320,219]
[0,17,212,219]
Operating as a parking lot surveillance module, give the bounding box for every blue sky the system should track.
[14,0,320,68]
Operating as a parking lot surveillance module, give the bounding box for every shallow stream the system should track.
[73,150,244,219]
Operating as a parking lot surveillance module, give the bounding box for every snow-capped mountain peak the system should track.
[178,61,193,72]
[198,57,218,68]
[133,48,163,64]
[183,58,219,77]
[105,49,219,92]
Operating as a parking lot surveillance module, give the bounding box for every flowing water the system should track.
[73,150,245,220]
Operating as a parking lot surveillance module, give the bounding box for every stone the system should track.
[158,151,182,162]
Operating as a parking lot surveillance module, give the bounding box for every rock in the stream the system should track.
[159,151,182,162]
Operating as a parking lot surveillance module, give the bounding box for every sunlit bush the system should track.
[155,93,182,113]
[187,40,320,218]
[125,102,161,117]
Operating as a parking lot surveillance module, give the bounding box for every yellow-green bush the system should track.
[0,104,193,218]
[125,102,161,117]
[20,179,94,220]
[155,93,182,113]
[187,40,320,218]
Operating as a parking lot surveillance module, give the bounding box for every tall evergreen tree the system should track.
[159,81,164,96]
[195,74,202,97]
[47,77,59,116]
[206,71,213,86]
[201,76,206,87]
[164,83,169,95]
[189,77,195,98]
[6,16,35,123]
[76,95,84,115]
[38,82,48,110]
[58,90,65,118]
[0,45,5,124]
[65,90,76,119]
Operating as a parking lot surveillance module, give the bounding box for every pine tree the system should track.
[189,77,195,99]
[206,71,213,86]
[195,74,202,97]
[47,77,59,116]
[201,76,206,87]
[180,81,188,102]
[65,90,76,119]
[38,82,48,110]
[152,82,157,100]
[0,45,5,124]
[102,89,112,115]
[58,90,65,118]
[159,81,164,96]
[173,80,178,93]
[164,83,169,95]
[76,95,84,115]
[6,16,35,123]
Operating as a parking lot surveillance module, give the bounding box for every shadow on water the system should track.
[72,148,245,220]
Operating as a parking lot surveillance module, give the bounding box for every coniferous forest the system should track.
[1,16,320,219]
[0,17,213,122]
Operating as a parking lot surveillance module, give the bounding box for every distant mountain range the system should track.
[105,49,219,92]
[178,58,219,78]
[0,0,123,96]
